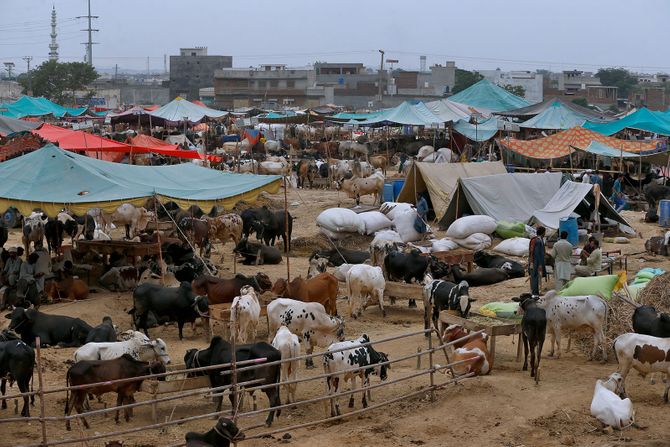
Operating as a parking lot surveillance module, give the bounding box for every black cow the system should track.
[5,307,92,348]
[129,282,208,340]
[310,247,370,267]
[448,264,509,287]
[384,248,429,307]
[0,339,34,417]
[184,336,281,427]
[73,214,95,241]
[44,218,64,255]
[644,182,670,208]
[254,207,293,252]
[514,294,547,380]
[85,316,117,343]
[240,208,265,239]
[422,278,474,334]
[473,251,525,279]
[632,305,670,338]
[234,238,282,265]
[185,417,244,447]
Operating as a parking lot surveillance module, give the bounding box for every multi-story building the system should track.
[543,70,618,107]
[169,47,232,101]
[480,69,543,103]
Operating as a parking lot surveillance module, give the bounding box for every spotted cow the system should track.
[613,333,670,402]
[422,275,474,336]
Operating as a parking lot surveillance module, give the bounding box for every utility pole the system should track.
[22,56,33,95]
[164,54,168,75]
[114,63,118,82]
[378,49,385,105]
[147,56,150,78]
[77,0,98,66]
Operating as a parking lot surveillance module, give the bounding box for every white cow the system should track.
[271,325,300,404]
[333,263,354,283]
[236,159,258,174]
[330,159,353,180]
[345,264,386,318]
[74,332,171,364]
[307,257,328,279]
[267,298,345,368]
[416,145,435,161]
[422,148,453,163]
[111,203,154,239]
[230,285,261,343]
[87,208,112,233]
[613,333,670,402]
[536,291,608,361]
[590,372,635,429]
[336,171,385,205]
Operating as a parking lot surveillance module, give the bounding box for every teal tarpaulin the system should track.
[0,96,87,118]
[453,117,499,141]
[355,101,442,126]
[584,108,670,136]
[519,101,590,130]
[149,97,228,124]
[448,79,530,112]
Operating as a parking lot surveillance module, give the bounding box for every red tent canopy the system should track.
[192,100,207,108]
[33,123,127,161]
[127,134,213,160]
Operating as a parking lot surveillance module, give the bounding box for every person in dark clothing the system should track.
[414,193,429,234]
[602,172,614,198]
[528,226,546,296]
[398,153,408,173]
[580,236,596,265]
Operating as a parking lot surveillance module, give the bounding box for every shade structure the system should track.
[149,97,228,124]
[497,126,660,160]
[127,134,220,161]
[425,99,470,123]
[355,101,442,126]
[453,117,499,141]
[0,96,87,118]
[519,101,591,130]
[33,123,128,162]
[0,116,42,136]
[0,144,281,216]
[448,79,530,112]
[584,107,670,136]
[108,106,157,125]
[574,141,670,166]
[497,97,610,122]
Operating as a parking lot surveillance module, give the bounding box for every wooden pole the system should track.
[35,337,48,447]
[284,176,290,280]
[152,194,164,285]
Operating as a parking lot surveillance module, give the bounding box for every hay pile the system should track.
[291,232,373,257]
[572,273,670,361]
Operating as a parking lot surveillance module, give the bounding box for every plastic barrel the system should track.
[558,217,579,245]
[392,179,405,200]
[660,200,670,227]
[382,183,394,203]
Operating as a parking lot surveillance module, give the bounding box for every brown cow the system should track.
[191,273,272,305]
[64,354,164,430]
[206,213,243,261]
[47,276,89,301]
[177,217,210,257]
[271,273,339,316]
[369,155,388,174]
[297,160,317,188]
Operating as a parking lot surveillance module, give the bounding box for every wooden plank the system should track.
[383,281,423,301]
[438,312,521,337]
[75,240,160,257]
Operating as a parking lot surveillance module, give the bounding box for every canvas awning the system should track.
[518,101,590,130]
[0,116,42,136]
[584,107,670,136]
[355,101,443,126]
[497,97,610,122]
[33,123,128,162]
[149,97,228,124]
[448,79,530,112]
[0,144,281,216]
[425,99,471,123]
[574,141,670,166]
[453,117,499,141]
[0,96,87,118]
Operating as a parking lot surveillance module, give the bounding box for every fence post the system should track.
[427,331,435,402]
[416,347,422,370]
[35,337,48,447]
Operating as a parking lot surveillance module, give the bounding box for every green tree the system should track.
[503,84,525,98]
[452,69,483,94]
[596,67,638,98]
[17,60,98,104]
[572,97,589,108]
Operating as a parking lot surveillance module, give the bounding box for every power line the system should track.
[76,0,98,66]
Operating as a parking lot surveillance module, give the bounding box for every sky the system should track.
[2,0,670,74]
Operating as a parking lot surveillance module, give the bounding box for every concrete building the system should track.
[0,80,21,103]
[542,70,618,107]
[87,77,170,108]
[557,70,601,93]
[480,69,543,103]
[169,47,232,101]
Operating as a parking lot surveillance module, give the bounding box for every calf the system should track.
[99,266,140,292]
[5,307,92,348]
[323,334,389,417]
[192,273,272,306]
[442,327,491,376]
[178,217,211,258]
[384,248,429,307]
[422,277,473,335]
[74,332,171,365]
[271,273,339,316]
[514,295,547,379]
[44,218,64,255]
[449,264,509,287]
[590,372,634,429]
[536,291,607,361]
[632,305,670,338]
[234,238,282,265]
[230,286,261,343]
[310,248,369,267]
[271,325,300,404]
[206,213,243,260]
[345,264,386,318]
[613,333,670,402]
[85,316,117,343]
[0,339,34,417]
[22,214,45,254]
[64,354,163,430]
[307,256,328,278]
[185,417,244,447]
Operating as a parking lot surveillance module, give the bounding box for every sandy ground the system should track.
[2,189,670,447]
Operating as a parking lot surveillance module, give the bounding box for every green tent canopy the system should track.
[0,144,281,216]
[149,97,228,124]
[355,101,442,126]
[584,108,670,136]
[0,96,87,118]
[448,79,530,112]
[519,101,591,130]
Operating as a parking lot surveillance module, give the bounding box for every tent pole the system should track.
[455,183,460,220]
[284,176,290,281]
[413,160,418,205]
[153,194,164,285]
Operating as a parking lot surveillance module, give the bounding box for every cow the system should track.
[252,207,293,252]
[129,282,209,340]
[47,271,89,301]
[368,155,388,174]
[422,277,474,335]
[309,248,369,267]
[271,325,300,404]
[74,332,171,365]
[85,316,117,343]
[591,372,635,429]
[184,336,281,427]
[230,286,261,343]
[57,212,79,244]
[514,294,547,380]
[384,248,429,307]
[267,298,345,368]
[345,264,386,318]
[307,256,328,279]
[330,159,353,181]
[441,327,491,376]
[44,218,64,254]
[535,291,607,361]
[192,273,272,306]
[335,172,385,206]
[643,182,670,208]
[271,273,339,316]
[473,251,525,279]
[87,208,112,233]
[323,334,389,417]
[448,264,509,287]
[297,159,318,188]
[22,214,46,254]
[234,238,282,265]
[64,354,164,430]
[5,307,92,348]
[178,217,211,258]
[111,203,154,239]
[0,339,34,417]
[185,417,244,447]
[99,266,140,292]
[613,333,670,402]
[633,305,670,337]
[258,159,290,176]
[206,213,243,260]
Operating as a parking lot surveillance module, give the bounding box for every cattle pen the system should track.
[1,329,484,447]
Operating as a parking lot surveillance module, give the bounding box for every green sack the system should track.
[496,221,526,239]
[628,283,646,301]
[479,302,522,319]
[636,271,656,280]
[558,274,620,299]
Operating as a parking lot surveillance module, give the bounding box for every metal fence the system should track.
[5,328,483,447]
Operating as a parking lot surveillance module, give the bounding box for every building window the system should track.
[191,52,196,56]
[283,98,294,105]
[270,80,279,88]
[287,80,295,88]
[258,80,266,88]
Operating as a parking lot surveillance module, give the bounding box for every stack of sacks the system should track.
[479,302,521,319]
[372,229,403,245]
[446,215,496,251]
[431,238,459,253]
[493,237,531,257]
[628,268,665,300]
[316,208,364,240]
[379,202,424,243]
[379,202,414,220]
[359,211,393,235]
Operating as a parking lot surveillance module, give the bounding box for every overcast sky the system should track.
[2,0,669,74]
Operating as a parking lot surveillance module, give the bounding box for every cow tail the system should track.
[274,363,282,418]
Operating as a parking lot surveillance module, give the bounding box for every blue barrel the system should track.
[382,183,394,203]
[559,217,578,246]
[660,200,670,227]
[392,179,405,200]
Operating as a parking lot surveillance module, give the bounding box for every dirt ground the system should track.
[3,188,670,447]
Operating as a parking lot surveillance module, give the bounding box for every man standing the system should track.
[552,231,573,290]
[528,226,547,296]
[575,239,602,276]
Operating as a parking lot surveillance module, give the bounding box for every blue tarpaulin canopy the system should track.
[0,144,281,216]
[0,115,42,136]
[425,99,471,123]
[574,140,670,165]
[453,117,499,141]
[519,101,590,130]
[0,96,87,118]
[355,101,442,126]
[584,108,670,136]
[448,79,530,112]
[149,97,228,124]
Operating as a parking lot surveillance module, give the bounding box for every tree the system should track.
[572,97,589,108]
[596,67,638,98]
[503,84,525,98]
[17,61,98,104]
[452,69,483,94]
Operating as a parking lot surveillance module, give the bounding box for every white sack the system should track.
[316,208,364,234]
[446,215,497,239]
[372,230,403,246]
[431,238,459,253]
[319,227,348,240]
[380,202,414,220]
[359,211,393,235]
[393,209,423,243]
[452,233,491,251]
[493,237,530,257]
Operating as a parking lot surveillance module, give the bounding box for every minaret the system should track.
[48,5,59,61]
